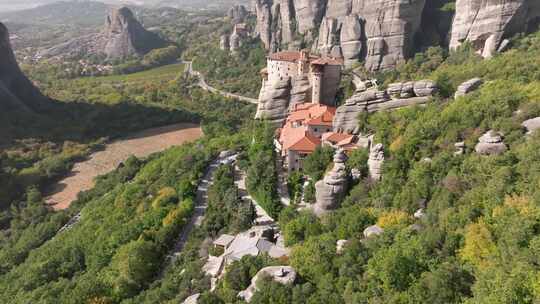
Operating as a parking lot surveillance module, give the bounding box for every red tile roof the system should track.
[268,51,303,62]
[288,132,321,152]
[311,57,343,66]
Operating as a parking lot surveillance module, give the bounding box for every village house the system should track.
[203,225,289,280]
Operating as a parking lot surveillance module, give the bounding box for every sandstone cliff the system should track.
[254,0,427,70]
[0,22,47,112]
[40,7,167,60]
[254,0,540,70]
[450,0,540,58]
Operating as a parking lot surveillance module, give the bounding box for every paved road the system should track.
[170,157,222,257]
[183,61,259,105]
[234,165,275,225]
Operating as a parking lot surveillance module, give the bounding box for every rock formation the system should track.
[254,0,427,70]
[455,78,483,98]
[314,149,349,217]
[522,117,540,135]
[255,78,292,124]
[102,7,167,59]
[228,5,249,24]
[454,141,465,155]
[0,22,47,112]
[39,7,167,60]
[336,239,350,254]
[475,130,508,155]
[182,294,200,304]
[368,143,384,181]
[220,35,230,50]
[333,80,437,134]
[364,225,384,238]
[238,266,297,302]
[450,0,540,58]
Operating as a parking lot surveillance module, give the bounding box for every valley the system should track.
[1,0,540,304]
[46,123,202,210]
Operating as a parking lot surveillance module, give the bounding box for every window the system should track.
[314,128,318,132]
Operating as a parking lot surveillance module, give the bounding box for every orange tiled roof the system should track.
[306,111,334,126]
[322,132,351,143]
[288,132,321,153]
[311,57,343,66]
[269,51,303,62]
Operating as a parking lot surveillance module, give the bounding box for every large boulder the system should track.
[522,117,540,135]
[314,149,349,217]
[450,0,540,58]
[238,266,297,302]
[455,78,483,98]
[475,130,508,155]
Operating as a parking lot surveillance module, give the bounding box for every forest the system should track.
[3,1,540,303]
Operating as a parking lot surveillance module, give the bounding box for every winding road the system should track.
[183,61,259,105]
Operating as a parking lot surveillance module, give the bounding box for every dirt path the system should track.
[45,123,203,210]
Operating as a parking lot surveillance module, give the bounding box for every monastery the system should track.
[264,50,359,172]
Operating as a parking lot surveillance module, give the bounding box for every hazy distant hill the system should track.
[0,1,109,26]
[0,0,250,13]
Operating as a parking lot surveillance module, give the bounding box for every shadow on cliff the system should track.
[0,97,201,147]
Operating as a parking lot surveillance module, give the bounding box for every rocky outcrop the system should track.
[182,294,200,304]
[254,0,274,49]
[450,0,540,58]
[254,0,426,71]
[293,0,328,36]
[314,149,349,217]
[255,78,292,123]
[364,225,384,238]
[39,7,167,60]
[455,78,483,98]
[228,5,249,24]
[368,143,384,181]
[353,0,427,71]
[238,266,297,302]
[333,80,437,134]
[102,7,167,60]
[0,22,47,112]
[522,117,540,135]
[220,35,230,50]
[454,141,465,155]
[230,31,243,53]
[475,130,508,155]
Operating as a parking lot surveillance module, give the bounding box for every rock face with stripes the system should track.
[333,80,437,134]
[450,0,540,58]
[254,0,427,71]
